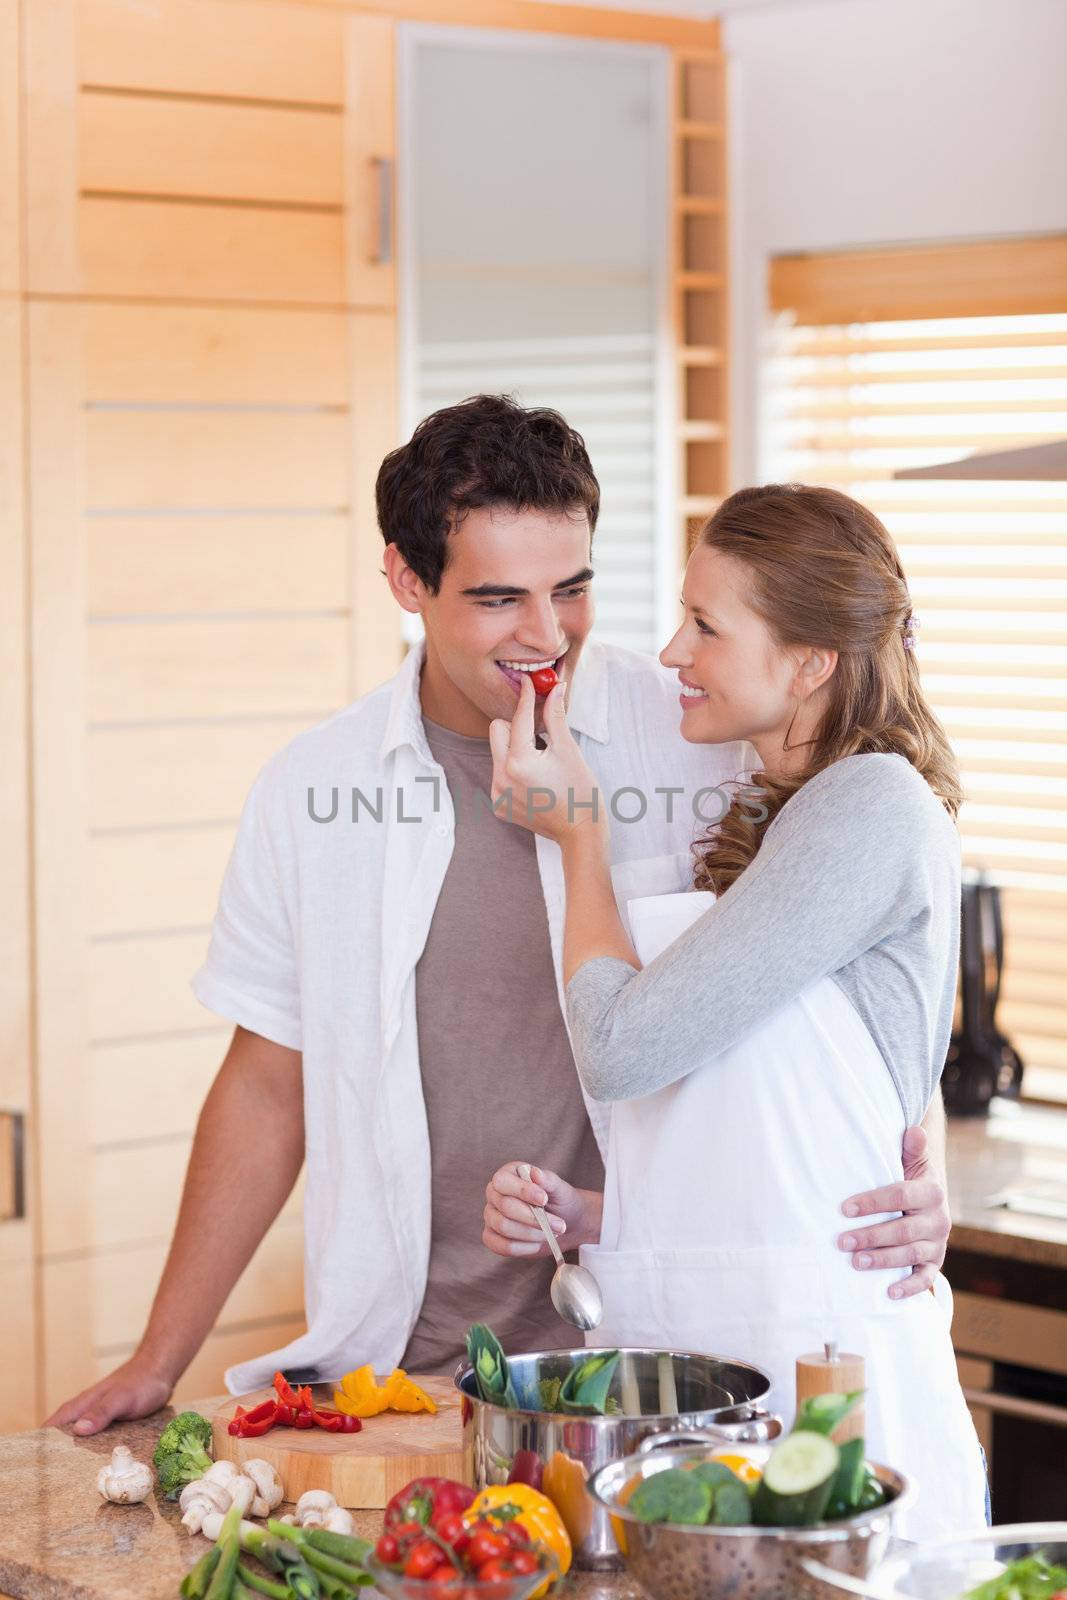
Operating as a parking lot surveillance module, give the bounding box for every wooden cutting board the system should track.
[211,1378,467,1508]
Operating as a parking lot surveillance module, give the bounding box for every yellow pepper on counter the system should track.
[332,1364,437,1418]
[466,1484,572,1592]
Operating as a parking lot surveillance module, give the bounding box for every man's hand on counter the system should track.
[44,1353,174,1435]
[837,1124,952,1299]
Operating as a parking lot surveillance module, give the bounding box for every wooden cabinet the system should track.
[1,0,722,1430]
[11,0,402,1423]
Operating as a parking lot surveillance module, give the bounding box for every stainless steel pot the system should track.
[455,1346,781,1569]
[588,1434,914,1600]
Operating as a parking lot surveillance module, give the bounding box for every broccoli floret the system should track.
[152,1410,214,1499]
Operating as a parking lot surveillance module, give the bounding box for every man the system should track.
[49,395,951,1431]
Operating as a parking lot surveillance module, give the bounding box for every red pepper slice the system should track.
[273,1371,300,1409]
[230,1398,282,1438]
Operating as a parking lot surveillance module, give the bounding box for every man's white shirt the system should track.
[192,638,750,1392]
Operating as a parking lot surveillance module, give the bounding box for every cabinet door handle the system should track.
[0,1111,25,1223]
[371,155,394,266]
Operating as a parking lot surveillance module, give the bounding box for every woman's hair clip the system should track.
[902,612,920,652]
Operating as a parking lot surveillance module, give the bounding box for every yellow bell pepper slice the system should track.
[333,1364,437,1418]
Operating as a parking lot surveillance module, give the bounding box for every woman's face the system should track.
[659,544,805,754]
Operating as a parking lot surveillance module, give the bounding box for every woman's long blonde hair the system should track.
[692,483,962,896]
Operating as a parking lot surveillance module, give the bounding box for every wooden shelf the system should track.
[678,345,724,366]
[681,494,722,517]
[680,420,725,443]
[675,196,724,216]
[677,270,724,291]
[677,119,724,140]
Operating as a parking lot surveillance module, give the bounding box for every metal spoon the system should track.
[517,1163,603,1332]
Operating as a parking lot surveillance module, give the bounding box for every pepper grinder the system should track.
[795,1341,866,1443]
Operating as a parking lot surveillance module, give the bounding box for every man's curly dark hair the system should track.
[376,393,600,593]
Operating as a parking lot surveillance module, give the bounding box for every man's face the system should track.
[395,504,595,738]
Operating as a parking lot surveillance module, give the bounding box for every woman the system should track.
[483,484,987,1540]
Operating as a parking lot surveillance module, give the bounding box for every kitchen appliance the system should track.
[943,875,1024,1116]
[455,1346,781,1569]
[804,1521,1067,1598]
[587,1433,911,1600]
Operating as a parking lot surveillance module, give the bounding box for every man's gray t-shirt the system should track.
[402,716,604,1375]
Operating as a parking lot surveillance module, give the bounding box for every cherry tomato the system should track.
[433,1512,470,1552]
[501,1523,531,1548]
[428,1566,463,1589]
[475,1558,516,1582]
[467,1529,510,1568]
[530,667,558,697]
[404,1539,446,1579]
[507,1549,540,1576]
[393,1519,427,1551]
[375,1533,401,1565]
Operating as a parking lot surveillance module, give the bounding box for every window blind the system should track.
[763,303,1067,1101]
[416,331,662,656]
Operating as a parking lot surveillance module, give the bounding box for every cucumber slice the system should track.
[827,1437,867,1515]
[794,1390,864,1438]
[710,1480,753,1526]
[752,1431,839,1528]
[629,1468,713,1526]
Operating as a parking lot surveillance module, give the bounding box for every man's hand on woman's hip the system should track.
[484,1162,603,1258]
[837,1125,951,1299]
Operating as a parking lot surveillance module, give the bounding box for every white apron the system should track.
[579,892,988,1544]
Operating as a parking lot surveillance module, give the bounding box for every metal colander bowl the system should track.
[587,1438,914,1600]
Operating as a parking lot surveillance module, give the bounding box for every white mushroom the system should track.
[96,1444,153,1504]
[202,1460,241,1487]
[295,1488,339,1529]
[242,1459,285,1519]
[227,1474,257,1517]
[322,1505,355,1535]
[179,1477,232,1534]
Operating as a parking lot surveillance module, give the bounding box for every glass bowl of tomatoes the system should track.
[368,1513,560,1600]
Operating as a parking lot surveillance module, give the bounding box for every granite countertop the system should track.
[0,1399,643,1600]
[946,1098,1067,1269]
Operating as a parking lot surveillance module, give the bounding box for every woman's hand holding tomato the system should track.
[488,674,603,845]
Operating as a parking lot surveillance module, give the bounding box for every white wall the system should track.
[724,0,1067,481]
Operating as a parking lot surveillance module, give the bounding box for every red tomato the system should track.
[530,667,558,697]
[433,1512,470,1552]
[467,1529,510,1568]
[393,1520,426,1548]
[501,1523,531,1548]
[375,1533,401,1565]
[428,1566,463,1589]
[404,1540,446,1579]
[507,1550,540,1576]
[475,1558,516,1582]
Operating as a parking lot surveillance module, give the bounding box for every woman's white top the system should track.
[572,755,988,1541]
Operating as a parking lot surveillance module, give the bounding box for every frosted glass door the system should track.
[401,29,670,655]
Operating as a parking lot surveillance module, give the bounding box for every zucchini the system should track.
[826,1437,867,1516]
[710,1480,753,1526]
[752,1431,839,1528]
[857,1472,886,1512]
[629,1468,713,1526]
